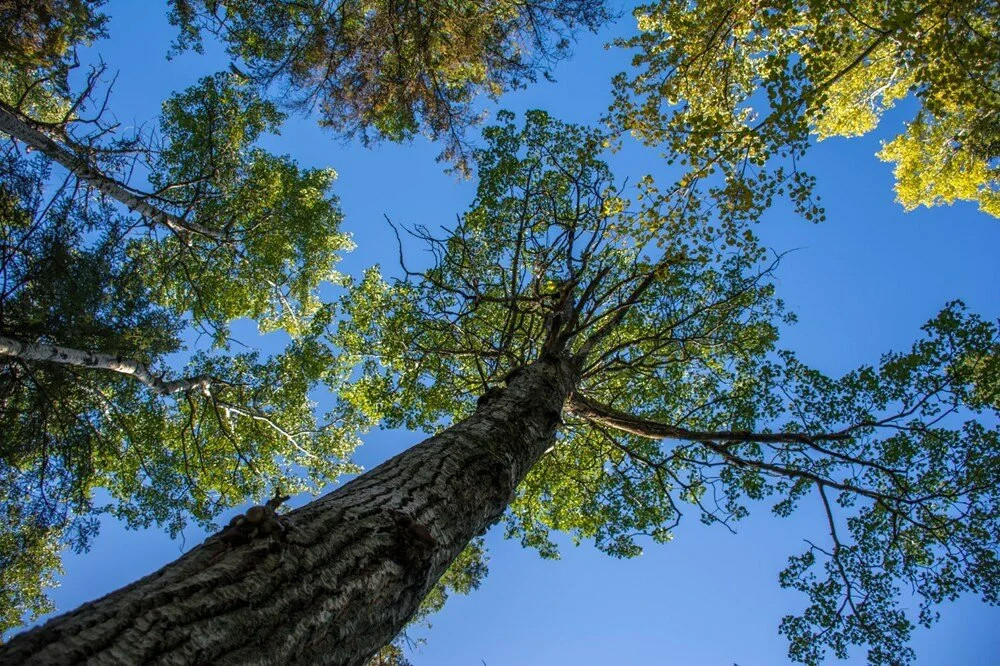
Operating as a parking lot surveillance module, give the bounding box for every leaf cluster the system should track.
[613,0,1000,218]
[168,0,613,173]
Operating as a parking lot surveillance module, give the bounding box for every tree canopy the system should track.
[613,0,1000,219]
[1,1,998,663]
[328,111,1000,663]
[0,0,106,74]
[168,0,613,172]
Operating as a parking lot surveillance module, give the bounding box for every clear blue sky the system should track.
[25,1,1000,664]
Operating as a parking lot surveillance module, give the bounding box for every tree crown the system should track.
[168,0,614,173]
[612,0,1000,219]
[331,111,1000,664]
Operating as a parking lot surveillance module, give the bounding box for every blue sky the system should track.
[23,1,1000,664]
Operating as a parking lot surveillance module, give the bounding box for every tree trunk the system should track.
[0,356,577,666]
[0,102,222,241]
[0,335,214,396]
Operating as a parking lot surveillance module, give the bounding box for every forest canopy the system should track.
[613,0,1000,219]
[0,0,997,664]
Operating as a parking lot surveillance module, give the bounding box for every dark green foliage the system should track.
[0,0,106,75]
[168,0,613,172]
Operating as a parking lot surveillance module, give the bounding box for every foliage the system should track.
[0,0,106,75]
[0,497,61,640]
[0,137,362,633]
[2,56,354,338]
[1,2,998,662]
[331,111,1000,664]
[146,72,354,337]
[167,0,613,173]
[0,53,362,641]
[772,304,1000,663]
[0,0,107,125]
[332,109,778,433]
[612,0,1000,218]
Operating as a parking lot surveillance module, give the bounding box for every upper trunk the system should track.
[0,356,578,666]
[0,102,222,241]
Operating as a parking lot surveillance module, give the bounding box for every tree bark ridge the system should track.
[0,356,578,666]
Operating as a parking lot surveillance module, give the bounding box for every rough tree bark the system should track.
[0,356,578,666]
[0,101,223,241]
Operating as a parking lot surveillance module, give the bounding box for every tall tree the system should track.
[4,112,997,665]
[168,0,613,172]
[612,0,1000,219]
[0,61,360,634]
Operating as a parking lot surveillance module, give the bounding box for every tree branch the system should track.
[0,101,224,242]
[0,335,215,396]
[566,392,851,446]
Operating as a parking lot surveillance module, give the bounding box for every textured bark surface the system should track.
[0,357,577,666]
[0,102,222,241]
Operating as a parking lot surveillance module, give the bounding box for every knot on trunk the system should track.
[386,510,437,567]
[217,493,291,546]
[476,386,504,409]
[503,365,526,385]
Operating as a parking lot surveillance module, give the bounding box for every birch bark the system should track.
[0,102,223,241]
[0,335,213,396]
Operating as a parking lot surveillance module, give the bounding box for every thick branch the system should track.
[577,269,658,357]
[0,335,214,396]
[567,392,849,446]
[569,393,961,530]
